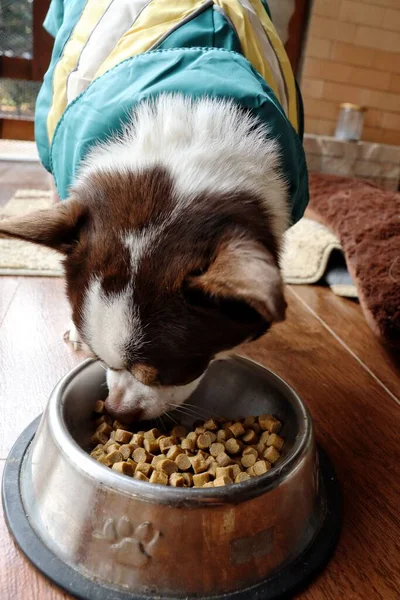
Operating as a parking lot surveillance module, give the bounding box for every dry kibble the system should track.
[242,429,258,444]
[260,431,270,444]
[267,434,284,450]
[112,461,134,476]
[106,443,121,454]
[114,429,133,444]
[175,454,192,471]
[181,438,196,451]
[104,438,117,451]
[256,442,266,456]
[90,444,105,458]
[189,455,208,474]
[231,464,242,478]
[250,423,261,434]
[119,445,132,460]
[94,400,105,414]
[171,425,188,440]
[94,415,110,427]
[113,420,125,431]
[216,452,232,467]
[217,428,233,442]
[210,442,225,457]
[144,428,161,441]
[193,473,211,487]
[225,438,242,455]
[127,458,137,470]
[207,461,217,478]
[253,460,269,476]
[135,462,153,477]
[258,415,282,434]
[144,438,160,454]
[131,433,144,447]
[149,471,168,485]
[214,475,233,487]
[90,411,284,485]
[182,472,193,487]
[197,449,209,460]
[241,453,257,468]
[263,446,280,464]
[159,436,176,453]
[215,466,235,479]
[167,445,183,460]
[151,455,165,468]
[157,458,179,475]
[197,432,215,450]
[235,472,251,483]
[134,471,149,482]
[132,447,151,464]
[105,450,123,466]
[204,419,219,431]
[91,422,113,445]
[169,473,185,487]
[229,422,246,438]
[242,447,258,458]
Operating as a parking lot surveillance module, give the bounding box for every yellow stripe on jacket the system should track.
[95,0,209,78]
[246,0,298,131]
[46,0,298,145]
[47,0,112,142]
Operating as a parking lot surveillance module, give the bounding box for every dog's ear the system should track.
[186,238,286,323]
[0,199,87,254]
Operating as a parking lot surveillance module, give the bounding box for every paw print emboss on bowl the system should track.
[94,516,161,568]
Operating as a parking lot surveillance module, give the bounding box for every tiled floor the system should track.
[1,161,399,599]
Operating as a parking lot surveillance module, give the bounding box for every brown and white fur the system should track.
[0,95,288,421]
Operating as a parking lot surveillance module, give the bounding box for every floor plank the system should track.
[0,278,84,459]
[240,291,400,600]
[0,161,51,207]
[0,278,399,599]
[0,277,20,327]
[0,461,69,600]
[291,285,400,404]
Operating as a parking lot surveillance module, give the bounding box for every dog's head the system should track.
[1,100,288,421]
[0,170,285,420]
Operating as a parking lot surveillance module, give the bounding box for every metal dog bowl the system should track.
[3,356,341,600]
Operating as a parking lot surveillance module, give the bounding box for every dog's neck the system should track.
[77,95,289,242]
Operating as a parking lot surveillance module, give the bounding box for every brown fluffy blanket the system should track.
[307,173,400,347]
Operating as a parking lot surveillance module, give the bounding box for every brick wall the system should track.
[301,0,400,146]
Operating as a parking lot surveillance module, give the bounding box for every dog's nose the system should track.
[105,388,143,423]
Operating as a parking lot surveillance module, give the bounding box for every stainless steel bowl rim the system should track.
[48,357,312,506]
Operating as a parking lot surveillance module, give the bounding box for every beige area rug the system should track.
[0,190,63,276]
[281,217,357,298]
[0,190,357,297]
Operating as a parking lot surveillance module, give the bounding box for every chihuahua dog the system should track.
[0,1,308,421]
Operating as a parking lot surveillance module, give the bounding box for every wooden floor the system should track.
[1,163,399,599]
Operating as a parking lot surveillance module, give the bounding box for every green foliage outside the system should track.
[0,0,33,58]
[0,1,38,119]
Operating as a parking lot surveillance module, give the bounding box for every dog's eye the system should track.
[189,267,207,277]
